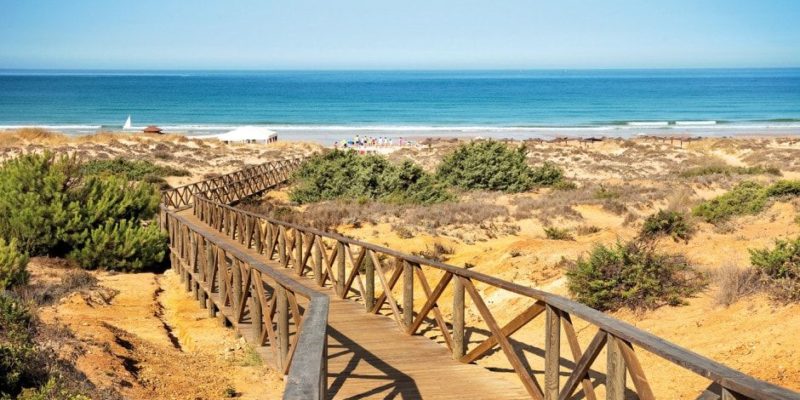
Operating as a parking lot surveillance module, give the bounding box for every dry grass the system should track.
[713,264,761,307]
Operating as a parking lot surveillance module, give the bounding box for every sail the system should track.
[123,115,132,130]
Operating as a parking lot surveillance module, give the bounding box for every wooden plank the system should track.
[617,339,655,400]
[461,301,546,364]
[461,277,545,400]
[559,331,607,400]
[545,305,560,400]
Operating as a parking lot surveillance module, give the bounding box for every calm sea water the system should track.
[0,69,798,139]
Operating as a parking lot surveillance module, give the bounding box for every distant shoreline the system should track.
[4,123,800,145]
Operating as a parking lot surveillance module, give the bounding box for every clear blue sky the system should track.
[1,0,798,69]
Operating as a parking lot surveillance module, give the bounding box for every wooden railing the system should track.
[160,157,304,209]
[161,206,328,400]
[160,157,800,400]
[191,192,800,400]
[160,156,328,399]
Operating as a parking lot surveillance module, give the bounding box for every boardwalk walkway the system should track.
[160,157,800,400]
[176,209,530,399]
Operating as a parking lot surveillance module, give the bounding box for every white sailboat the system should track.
[123,115,132,130]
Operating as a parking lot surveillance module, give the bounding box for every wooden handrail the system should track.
[160,156,328,399]
[163,157,800,400]
[191,178,798,400]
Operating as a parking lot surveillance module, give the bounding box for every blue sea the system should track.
[0,69,799,142]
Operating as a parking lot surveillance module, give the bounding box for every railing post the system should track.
[313,237,323,287]
[277,285,290,370]
[337,242,345,297]
[233,261,243,318]
[364,250,375,311]
[545,305,561,400]
[452,277,465,360]
[607,335,627,400]
[295,230,303,275]
[279,226,287,266]
[266,224,274,260]
[403,260,413,328]
[251,277,263,340]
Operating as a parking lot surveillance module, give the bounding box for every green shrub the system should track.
[0,152,165,271]
[543,226,573,241]
[0,293,36,398]
[67,220,167,272]
[749,237,800,301]
[436,141,562,192]
[0,238,28,290]
[81,158,190,180]
[640,210,693,242]
[765,180,800,197]
[566,240,705,311]
[552,180,578,191]
[530,161,565,187]
[692,181,767,223]
[290,150,451,204]
[679,164,781,177]
[594,184,620,200]
[0,153,78,254]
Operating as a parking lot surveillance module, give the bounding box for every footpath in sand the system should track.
[38,263,284,399]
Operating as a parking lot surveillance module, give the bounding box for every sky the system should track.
[1,0,799,70]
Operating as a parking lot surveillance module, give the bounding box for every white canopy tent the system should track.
[210,126,277,143]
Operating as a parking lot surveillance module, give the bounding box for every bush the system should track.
[713,264,760,307]
[81,158,190,180]
[0,293,37,397]
[552,180,578,191]
[693,180,800,224]
[290,150,451,205]
[640,210,693,242]
[543,226,573,241]
[0,152,165,271]
[0,238,29,290]
[566,240,705,311]
[436,141,562,192]
[692,181,767,223]
[749,237,800,301]
[765,180,800,197]
[67,220,167,272]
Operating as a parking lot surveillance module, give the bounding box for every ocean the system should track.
[0,69,798,142]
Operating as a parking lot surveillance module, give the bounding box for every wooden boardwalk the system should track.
[160,158,800,400]
[177,209,530,399]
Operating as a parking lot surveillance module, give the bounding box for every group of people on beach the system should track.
[333,135,412,149]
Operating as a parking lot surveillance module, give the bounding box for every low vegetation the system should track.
[692,181,768,223]
[81,158,191,189]
[0,152,166,272]
[713,264,761,307]
[0,238,28,290]
[640,210,693,242]
[436,141,564,192]
[81,158,190,180]
[290,150,452,205]
[750,236,800,301]
[679,164,781,178]
[566,240,706,311]
[693,180,800,223]
[543,226,573,241]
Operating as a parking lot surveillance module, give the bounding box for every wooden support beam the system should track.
[452,276,465,360]
[403,260,414,329]
[607,335,627,400]
[545,305,561,400]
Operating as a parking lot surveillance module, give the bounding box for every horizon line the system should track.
[1,66,800,73]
